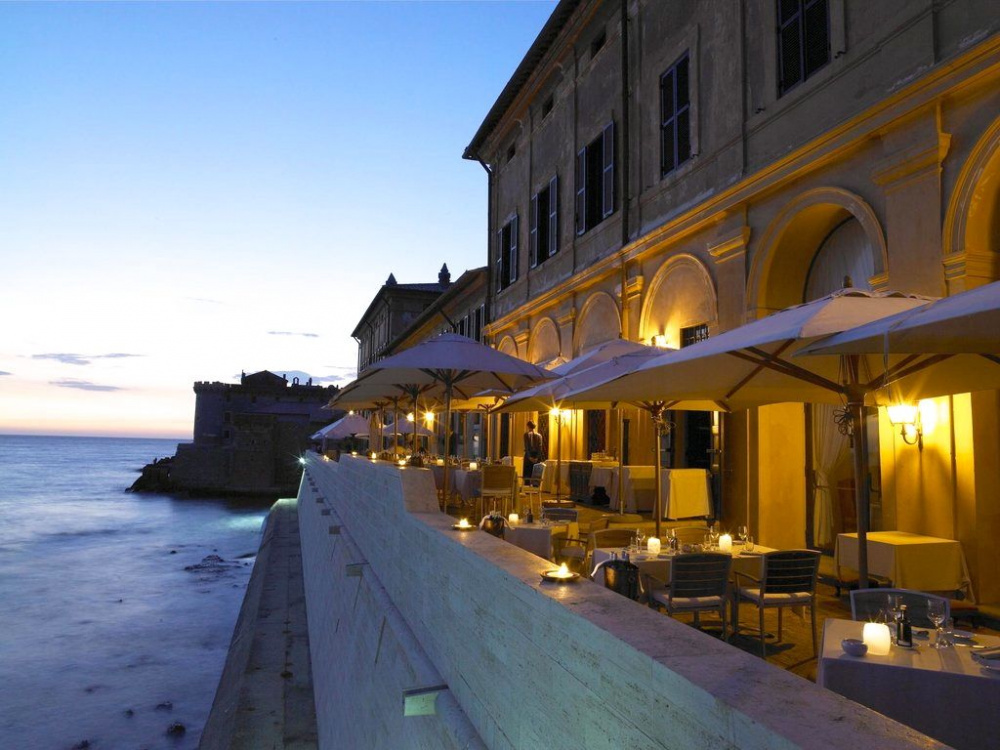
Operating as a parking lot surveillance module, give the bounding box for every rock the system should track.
[166,722,186,737]
[72,741,91,749]
[155,700,173,711]
[124,708,134,717]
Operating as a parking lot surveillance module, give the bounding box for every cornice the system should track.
[708,226,751,264]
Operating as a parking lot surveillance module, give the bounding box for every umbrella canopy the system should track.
[497,339,659,413]
[563,288,934,583]
[311,413,371,441]
[380,421,434,437]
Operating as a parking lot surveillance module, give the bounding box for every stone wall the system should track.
[298,455,940,749]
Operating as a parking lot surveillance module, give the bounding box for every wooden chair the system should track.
[734,550,821,659]
[668,525,711,546]
[644,553,733,638]
[850,588,950,630]
[552,521,586,571]
[479,465,517,518]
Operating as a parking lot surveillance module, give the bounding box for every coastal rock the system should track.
[165,721,186,736]
[155,700,173,711]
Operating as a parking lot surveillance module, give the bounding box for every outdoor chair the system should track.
[669,525,712,546]
[734,550,821,659]
[479,465,517,518]
[541,507,578,524]
[520,470,542,518]
[644,553,733,638]
[551,521,586,571]
[850,588,950,630]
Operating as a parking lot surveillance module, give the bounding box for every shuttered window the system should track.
[575,121,616,236]
[777,0,829,96]
[496,215,519,292]
[530,175,560,268]
[660,53,691,177]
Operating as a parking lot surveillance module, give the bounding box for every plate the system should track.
[541,570,580,583]
[951,629,975,640]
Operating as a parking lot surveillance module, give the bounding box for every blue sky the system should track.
[0,0,556,438]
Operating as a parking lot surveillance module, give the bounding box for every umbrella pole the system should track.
[556,413,563,499]
[652,406,663,539]
[617,407,625,516]
[443,388,453,510]
[848,393,870,589]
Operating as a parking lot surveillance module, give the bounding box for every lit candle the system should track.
[508,513,519,524]
[351,451,358,456]
[555,563,572,579]
[458,518,471,529]
[862,622,891,655]
[370,452,377,460]
[436,458,445,466]
[398,458,407,467]
[469,461,478,471]
[647,537,661,555]
[718,533,732,553]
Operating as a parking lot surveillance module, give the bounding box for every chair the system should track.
[644,553,732,637]
[598,558,641,601]
[541,507,578,524]
[552,522,587,571]
[668,525,711,546]
[734,550,821,659]
[521,470,542,518]
[479,465,517,518]
[850,588,950,630]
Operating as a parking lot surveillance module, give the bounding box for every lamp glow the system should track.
[457,518,471,529]
[647,537,661,555]
[887,404,918,426]
[718,533,732,553]
[553,563,572,579]
[407,412,415,422]
[398,458,407,467]
[652,334,668,348]
[862,622,892,655]
[468,461,478,471]
[370,452,378,460]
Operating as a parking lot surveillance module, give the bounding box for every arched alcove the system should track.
[496,335,518,358]
[748,187,887,315]
[639,254,717,349]
[574,292,621,355]
[527,318,561,366]
[943,114,1000,289]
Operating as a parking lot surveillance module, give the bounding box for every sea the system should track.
[0,435,274,750]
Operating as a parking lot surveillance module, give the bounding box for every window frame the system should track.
[660,52,692,178]
[530,175,559,268]
[575,121,616,236]
[496,214,519,293]
[776,0,831,97]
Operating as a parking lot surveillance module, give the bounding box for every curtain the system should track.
[812,403,847,547]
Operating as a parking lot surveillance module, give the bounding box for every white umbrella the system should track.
[334,333,553,503]
[311,413,371,441]
[380,421,434,438]
[562,288,933,583]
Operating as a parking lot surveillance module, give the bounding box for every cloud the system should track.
[50,378,124,392]
[185,296,225,305]
[32,353,143,366]
[267,331,319,338]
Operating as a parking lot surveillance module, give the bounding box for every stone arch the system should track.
[639,254,718,349]
[496,334,518,358]
[748,187,888,315]
[573,292,621,355]
[943,114,1000,290]
[527,317,561,366]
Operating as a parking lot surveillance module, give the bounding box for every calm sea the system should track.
[0,435,273,750]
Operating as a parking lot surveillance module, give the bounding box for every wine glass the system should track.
[886,594,902,643]
[927,598,947,648]
[737,525,749,545]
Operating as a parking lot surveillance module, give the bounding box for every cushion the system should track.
[738,587,813,606]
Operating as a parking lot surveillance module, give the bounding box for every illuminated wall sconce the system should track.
[406,412,415,422]
[423,411,435,425]
[652,333,669,349]
[887,403,922,449]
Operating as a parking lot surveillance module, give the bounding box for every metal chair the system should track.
[850,588,950,629]
[734,550,821,659]
[644,553,733,638]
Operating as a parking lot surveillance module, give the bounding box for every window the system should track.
[590,29,606,58]
[660,53,691,177]
[777,0,830,96]
[496,215,519,292]
[681,323,710,348]
[530,176,559,267]
[575,122,615,236]
[474,305,484,342]
[506,142,517,164]
[542,95,554,119]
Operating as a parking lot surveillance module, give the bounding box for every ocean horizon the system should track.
[0,434,273,749]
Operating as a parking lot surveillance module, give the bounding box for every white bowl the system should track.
[841,638,868,657]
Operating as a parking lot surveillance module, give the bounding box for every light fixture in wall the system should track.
[652,333,669,349]
[887,403,922,450]
[423,411,435,425]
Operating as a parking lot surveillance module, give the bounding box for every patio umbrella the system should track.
[335,333,554,504]
[330,383,417,455]
[561,288,934,584]
[311,413,371,441]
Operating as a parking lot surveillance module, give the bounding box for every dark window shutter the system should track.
[661,67,676,175]
[509,215,519,284]
[529,193,539,269]
[575,147,587,235]
[777,0,804,95]
[496,228,504,292]
[602,122,615,219]
[548,175,559,256]
[803,0,829,77]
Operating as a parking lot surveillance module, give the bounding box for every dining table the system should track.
[539,461,571,496]
[503,520,568,560]
[430,465,481,505]
[817,617,1000,749]
[595,465,656,513]
[591,542,777,586]
[834,531,972,598]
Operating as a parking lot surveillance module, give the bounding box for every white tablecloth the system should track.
[539,462,570,495]
[817,618,1000,750]
[591,544,773,584]
[834,531,971,594]
[661,468,712,519]
[596,466,656,512]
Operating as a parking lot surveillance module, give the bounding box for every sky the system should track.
[0,0,557,439]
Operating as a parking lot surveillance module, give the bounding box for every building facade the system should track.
[465,0,1000,601]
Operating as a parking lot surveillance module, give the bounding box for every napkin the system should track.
[972,647,1000,662]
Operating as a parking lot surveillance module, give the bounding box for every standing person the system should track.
[523,420,543,480]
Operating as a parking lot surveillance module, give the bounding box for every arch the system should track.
[527,317,561,366]
[639,254,718,349]
[748,187,888,315]
[573,292,621,355]
[496,334,518,358]
[943,114,1000,289]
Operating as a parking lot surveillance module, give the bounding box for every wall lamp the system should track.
[651,333,669,349]
[887,403,922,450]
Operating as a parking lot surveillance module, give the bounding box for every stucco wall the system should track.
[297,454,940,750]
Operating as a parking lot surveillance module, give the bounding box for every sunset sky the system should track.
[0,0,556,439]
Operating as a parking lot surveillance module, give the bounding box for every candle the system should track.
[554,563,572,579]
[398,458,407,467]
[458,518,471,529]
[351,451,358,456]
[647,537,661,555]
[508,513,519,524]
[370,452,377,460]
[436,458,445,466]
[469,461,478,471]
[862,622,892,655]
[718,533,732,553]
